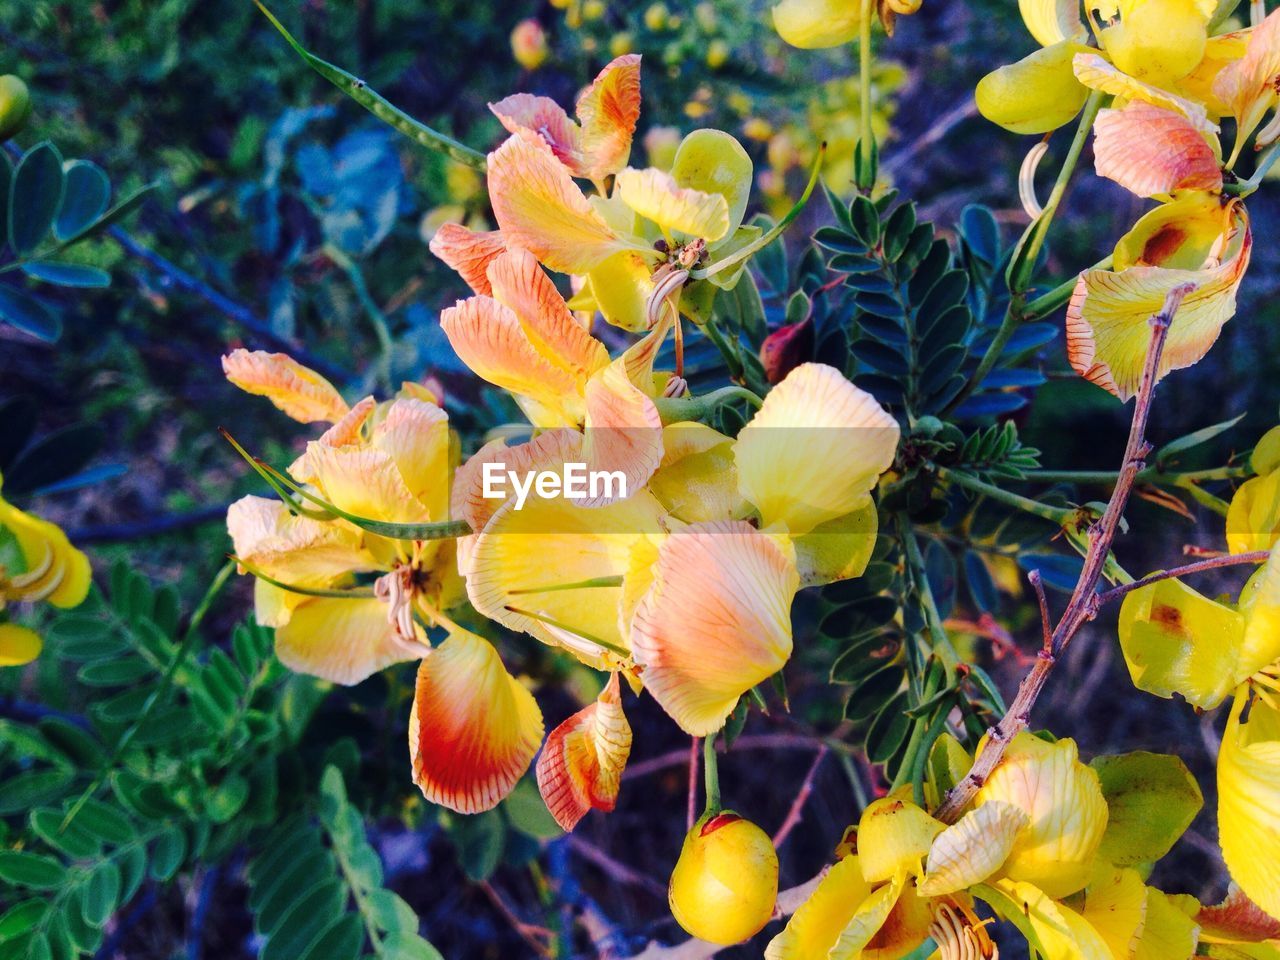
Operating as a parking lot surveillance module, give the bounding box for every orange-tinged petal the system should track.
[410,629,544,814]
[1197,884,1280,943]
[488,129,628,274]
[317,395,376,448]
[614,167,730,242]
[429,223,507,296]
[0,623,42,667]
[452,429,585,534]
[489,93,581,171]
[535,673,632,830]
[370,398,452,517]
[1066,203,1251,400]
[575,54,642,182]
[1181,30,1250,120]
[221,348,349,423]
[1093,102,1223,198]
[734,363,900,535]
[1074,52,1217,134]
[581,361,664,505]
[486,248,611,380]
[1214,9,1280,146]
[440,294,586,427]
[276,596,422,684]
[291,444,425,524]
[227,495,376,584]
[630,520,799,735]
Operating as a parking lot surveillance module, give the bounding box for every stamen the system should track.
[1019,141,1049,220]
[662,376,689,399]
[504,605,632,659]
[929,903,998,960]
[374,565,419,645]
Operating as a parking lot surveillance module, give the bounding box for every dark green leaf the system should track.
[149,825,187,882]
[450,809,506,881]
[261,880,346,960]
[0,769,74,816]
[10,142,65,256]
[0,852,66,890]
[54,161,111,242]
[298,914,364,960]
[1156,414,1245,468]
[849,195,880,247]
[844,664,904,721]
[20,261,110,288]
[0,284,60,341]
[2,424,101,496]
[82,863,121,928]
[0,900,47,939]
[865,692,911,763]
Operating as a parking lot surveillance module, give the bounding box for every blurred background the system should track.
[1,0,1276,956]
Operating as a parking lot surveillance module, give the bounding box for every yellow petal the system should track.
[1066,201,1251,401]
[734,363,899,535]
[0,623,42,667]
[1093,102,1223,198]
[410,629,544,814]
[671,129,754,240]
[792,501,879,587]
[451,430,585,535]
[1228,472,1280,555]
[1180,30,1251,120]
[535,672,632,830]
[1074,52,1217,134]
[581,360,664,505]
[1134,887,1201,960]
[1019,0,1087,46]
[857,796,944,884]
[1118,575,1245,709]
[575,54,643,182]
[488,129,627,274]
[614,167,730,242]
[0,499,92,609]
[648,422,744,523]
[1218,689,1280,922]
[976,41,1092,135]
[630,520,799,735]
[995,879,1115,960]
[1080,867,1149,959]
[1238,548,1280,683]
[771,0,863,49]
[275,596,422,684]
[316,395,376,448]
[290,443,424,524]
[1214,10,1280,146]
[919,800,1030,896]
[975,734,1109,898]
[428,222,507,296]
[221,348,349,424]
[227,495,376,584]
[585,251,655,332]
[764,856,879,960]
[370,398,452,518]
[1098,0,1209,88]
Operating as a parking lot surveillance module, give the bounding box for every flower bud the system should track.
[510,20,549,71]
[975,41,1090,135]
[668,811,779,945]
[1100,0,1208,87]
[771,0,863,49]
[760,319,814,384]
[0,76,31,142]
[706,39,730,69]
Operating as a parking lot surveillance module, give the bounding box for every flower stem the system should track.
[703,733,722,816]
[935,467,1076,525]
[856,0,875,191]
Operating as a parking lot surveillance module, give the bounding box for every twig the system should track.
[934,282,1194,823]
[772,746,828,848]
[478,881,554,958]
[687,737,698,831]
[566,837,667,899]
[1029,570,1052,652]
[1094,551,1269,605]
[621,734,827,781]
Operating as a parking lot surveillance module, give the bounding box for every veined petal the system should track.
[770,0,864,49]
[648,422,744,524]
[1093,102,1223,198]
[410,629,544,814]
[1134,888,1200,960]
[857,797,944,884]
[535,673,632,830]
[0,623,42,667]
[919,800,1030,896]
[615,167,730,242]
[440,295,586,427]
[764,857,878,960]
[227,495,376,583]
[1080,867,1149,960]
[428,223,507,296]
[630,520,799,736]
[1074,52,1217,134]
[486,248,611,380]
[1197,885,1280,943]
[317,395,377,448]
[488,129,627,274]
[489,93,581,170]
[734,363,899,535]
[581,361,664,506]
[575,54,642,182]
[1066,202,1251,401]
[1218,690,1280,923]
[975,734,1109,899]
[1019,0,1087,46]
[1213,9,1280,146]
[275,596,421,684]
[221,348,349,423]
[995,880,1115,960]
[452,430,584,534]
[1228,472,1280,555]
[291,443,425,524]
[1118,575,1245,709]
[371,398,452,517]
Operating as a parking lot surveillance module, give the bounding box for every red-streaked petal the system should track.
[630,520,799,735]
[429,223,508,296]
[489,93,581,170]
[1094,102,1223,198]
[575,54,642,182]
[536,673,632,830]
[410,630,544,814]
[581,361,664,506]
[221,348,349,423]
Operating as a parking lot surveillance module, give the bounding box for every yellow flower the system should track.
[1218,689,1280,922]
[1097,0,1211,87]
[0,623,43,668]
[669,811,779,945]
[1229,426,1280,554]
[771,0,864,49]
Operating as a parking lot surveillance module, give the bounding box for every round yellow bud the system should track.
[1101,0,1208,87]
[645,2,670,30]
[771,0,862,49]
[975,41,1090,135]
[706,39,730,69]
[0,75,32,142]
[610,32,635,56]
[510,19,549,71]
[743,117,774,142]
[669,812,779,945]
[583,0,606,20]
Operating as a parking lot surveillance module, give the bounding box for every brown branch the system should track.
[1029,569,1052,653]
[622,734,827,781]
[772,745,829,848]
[566,837,668,899]
[1094,551,1269,605]
[478,880,554,958]
[933,282,1194,824]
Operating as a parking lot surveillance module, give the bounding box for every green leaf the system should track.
[20,261,110,288]
[254,2,485,170]
[69,798,136,845]
[70,182,157,244]
[208,773,249,823]
[0,900,47,940]
[0,852,66,890]
[502,777,562,840]
[297,914,364,960]
[149,825,187,882]
[1155,413,1245,469]
[379,934,445,960]
[0,284,60,341]
[449,810,506,882]
[54,161,111,242]
[849,195,880,248]
[0,769,74,816]
[261,880,346,960]
[82,863,121,928]
[1091,751,1203,866]
[29,808,101,859]
[9,142,65,256]
[865,692,911,763]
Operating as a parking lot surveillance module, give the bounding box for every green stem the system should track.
[856,0,875,191]
[703,733,722,816]
[653,384,763,423]
[325,244,393,391]
[898,515,960,673]
[1021,255,1112,322]
[1021,463,1251,485]
[937,466,1076,525]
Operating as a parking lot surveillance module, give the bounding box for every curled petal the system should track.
[1094,102,1223,198]
[920,801,1030,896]
[488,129,627,274]
[1019,0,1087,45]
[575,55,642,182]
[1238,548,1280,685]
[1134,888,1200,960]
[291,444,425,524]
[0,498,92,609]
[429,223,507,297]
[489,93,581,170]
[995,880,1115,960]
[222,348,349,423]
[370,398,452,518]
[536,673,632,830]
[1213,9,1280,146]
[857,797,944,884]
[581,361,664,506]
[1073,53,1217,135]
[615,167,730,241]
[410,629,544,814]
[0,623,42,667]
[630,520,799,735]
[452,430,584,534]
[977,42,1092,135]
[648,423,744,524]
[1197,885,1280,942]
[316,396,377,448]
[734,363,899,535]
[276,596,422,684]
[1218,689,1280,921]
[227,495,375,583]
